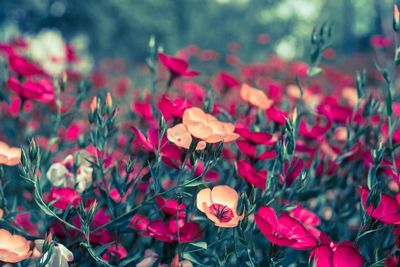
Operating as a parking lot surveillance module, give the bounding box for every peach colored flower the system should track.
[0,141,21,166]
[240,83,273,109]
[196,185,244,228]
[167,123,206,150]
[0,208,3,219]
[182,107,239,144]
[0,229,32,263]
[342,87,359,107]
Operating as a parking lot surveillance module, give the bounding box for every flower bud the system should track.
[394,4,400,32]
[106,92,112,109]
[90,96,97,113]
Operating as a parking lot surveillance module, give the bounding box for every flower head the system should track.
[0,141,21,166]
[240,83,273,109]
[0,229,32,263]
[182,107,239,144]
[158,53,199,77]
[196,185,244,227]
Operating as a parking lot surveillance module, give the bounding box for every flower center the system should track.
[209,203,234,223]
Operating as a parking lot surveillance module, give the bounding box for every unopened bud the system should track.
[394,4,400,32]
[90,96,97,113]
[106,92,112,108]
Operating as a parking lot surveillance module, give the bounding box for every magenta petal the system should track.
[310,245,334,267]
[333,242,364,267]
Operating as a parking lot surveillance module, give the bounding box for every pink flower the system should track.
[279,157,304,186]
[360,188,400,224]
[8,56,47,76]
[237,160,267,189]
[131,127,181,168]
[158,53,199,77]
[45,187,81,210]
[158,95,192,121]
[102,243,127,261]
[141,219,202,243]
[130,214,150,231]
[7,76,55,103]
[255,206,317,250]
[265,106,288,125]
[310,242,364,267]
[156,196,186,217]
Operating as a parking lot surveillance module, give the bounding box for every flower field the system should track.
[1,3,400,267]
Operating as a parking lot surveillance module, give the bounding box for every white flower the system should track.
[46,162,74,188]
[29,30,67,77]
[34,240,73,267]
[46,151,93,193]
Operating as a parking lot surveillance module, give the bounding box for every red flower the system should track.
[7,76,55,103]
[360,188,400,224]
[255,206,317,250]
[310,242,364,267]
[158,53,199,77]
[237,160,267,189]
[45,187,81,210]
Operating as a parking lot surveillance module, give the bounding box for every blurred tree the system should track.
[0,0,394,64]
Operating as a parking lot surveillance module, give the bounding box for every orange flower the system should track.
[0,141,21,166]
[0,208,3,219]
[240,83,273,109]
[167,123,206,150]
[0,229,32,263]
[182,107,239,143]
[196,185,244,228]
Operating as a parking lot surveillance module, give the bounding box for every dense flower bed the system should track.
[1,7,400,267]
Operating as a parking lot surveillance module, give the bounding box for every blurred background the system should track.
[0,0,395,64]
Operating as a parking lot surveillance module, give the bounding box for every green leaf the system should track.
[307,66,323,77]
[189,241,208,250]
[184,181,204,187]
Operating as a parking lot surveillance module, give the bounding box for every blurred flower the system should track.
[0,229,32,263]
[237,160,267,189]
[7,76,55,103]
[360,188,400,224]
[46,151,93,193]
[240,83,273,110]
[158,52,199,85]
[196,185,244,227]
[156,196,186,217]
[0,141,21,166]
[45,187,81,210]
[29,30,66,77]
[8,56,47,76]
[34,240,74,267]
